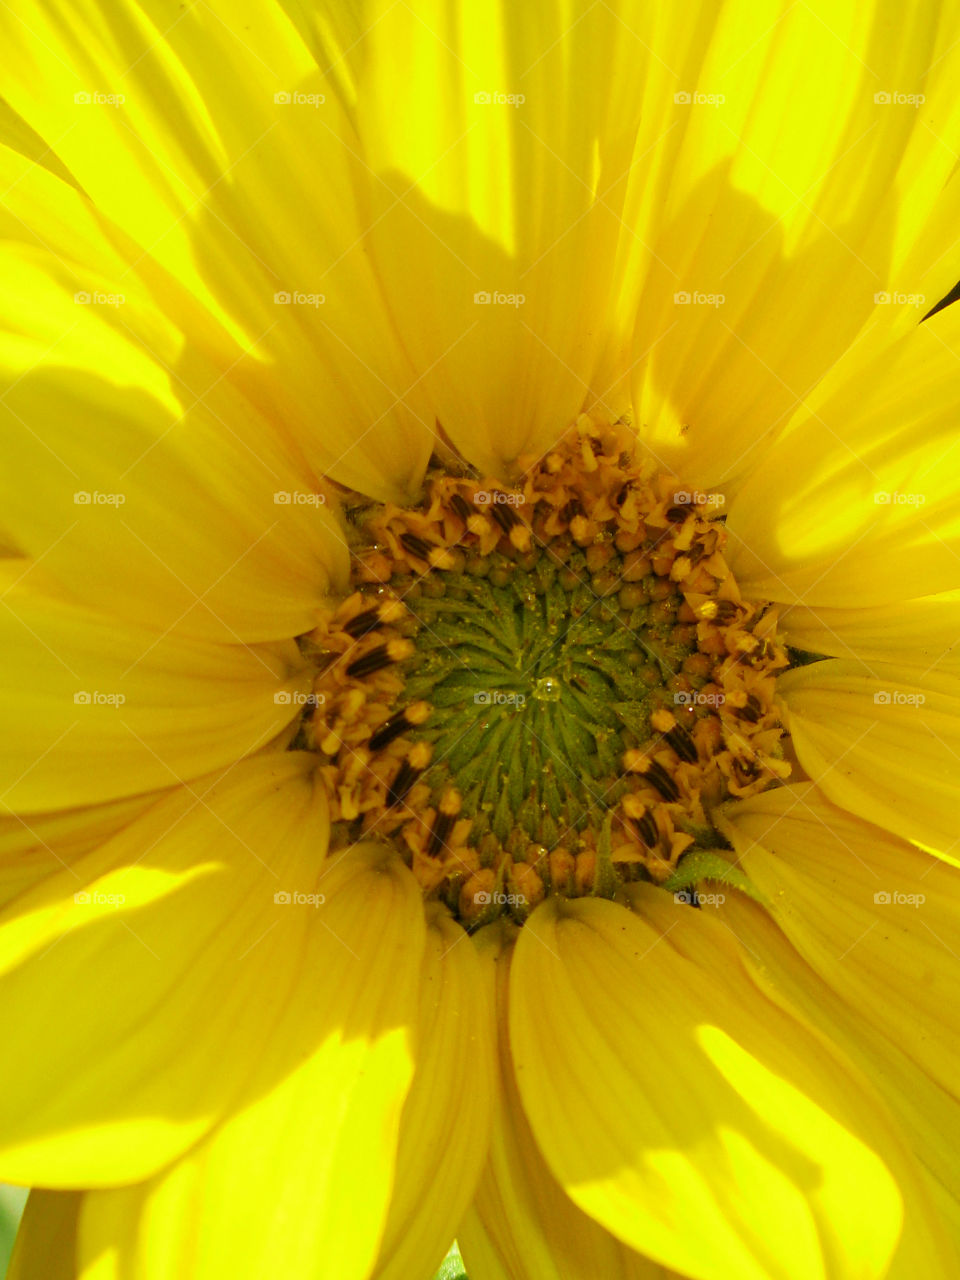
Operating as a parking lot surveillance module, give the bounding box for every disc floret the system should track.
[295,423,790,926]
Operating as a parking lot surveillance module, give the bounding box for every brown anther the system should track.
[346,638,413,680]
[426,789,463,856]
[739,693,764,723]
[489,499,520,533]
[665,503,695,524]
[450,493,473,522]
[387,741,433,809]
[342,607,382,639]
[399,531,433,562]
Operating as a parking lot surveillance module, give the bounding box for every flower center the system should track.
[294,422,791,926]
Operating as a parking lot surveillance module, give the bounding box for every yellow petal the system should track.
[712,891,960,1278]
[459,922,673,1280]
[726,303,960,606]
[721,783,960,1104]
[778,591,960,671]
[0,794,162,922]
[372,906,496,1280]
[319,0,654,475]
[776,661,960,865]
[727,783,960,1105]
[0,753,335,1184]
[73,842,425,1280]
[0,1,434,501]
[0,578,309,813]
[628,0,960,489]
[510,892,926,1280]
[6,1190,79,1280]
[0,150,349,643]
[3,0,437,499]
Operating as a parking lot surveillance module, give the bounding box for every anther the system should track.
[346,638,413,679]
[368,700,431,751]
[343,607,381,638]
[399,531,433,562]
[426,790,463,856]
[641,759,681,802]
[666,723,698,764]
[489,500,520,533]
[387,741,432,808]
[665,503,695,524]
[739,693,763,723]
[450,493,473,522]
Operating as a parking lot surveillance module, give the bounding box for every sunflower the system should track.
[3,1,960,1278]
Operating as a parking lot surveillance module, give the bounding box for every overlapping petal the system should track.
[0,574,309,813]
[776,661,960,865]
[0,2,436,501]
[70,841,424,1280]
[509,890,951,1280]
[0,754,335,1184]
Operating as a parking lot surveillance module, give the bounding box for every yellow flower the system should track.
[3,3,960,1279]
